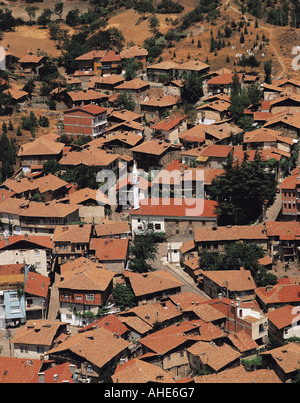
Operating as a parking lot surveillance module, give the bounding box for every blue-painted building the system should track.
[0,264,29,329]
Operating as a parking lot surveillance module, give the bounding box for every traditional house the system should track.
[226,330,259,358]
[138,320,223,379]
[88,74,125,93]
[179,125,206,149]
[131,139,180,170]
[267,305,300,345]
[120,45,148,69]
[18,54,47,74]
[196,144,233,168]
[263,112,300,139]
[117,301,182,342]
[243,127,295,154]
[194,365,281,383]
[196,100,231,124]
[273,78,300,95]
[102,132,143,157]
[114,78,150,103]
[201,270,256,302]
[112,358,176,383]
[150,115,187,145]
[191,224,268,257]
[163,80,183,97]
[0,198,79,236]
[205,73,244,96]
[59,148,120,171]
[10,320,68,359]
[123,270,183,305]
[255,283,300,312]
[18,137,64,174]
[94,221,131,239]
[146,61,179,82]
[45,327,130,381]
[89,238,129,273]
[24,271,50,320]
[140,95,178,123]
[265,220,300,263]
[187,341,241,374]
[269,94,300,115]
[3,88,28,104]
[75,50,107,73]
[55,257,115,327]
[173,60,210,78]
[260,342,300,383]
[52,224,93,265]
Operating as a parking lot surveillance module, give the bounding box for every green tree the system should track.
[124,58,143,81]
[264,59,272,84]
[114,92,135,111]
[42,160,60,175]
[180,72,203,105]
[149,14,160,35]
[209,152,277,225]
[25,5,38,23]
[54,2,64,20]
[37,8,53,28]
[129,227,165,273]
[112,283,136,311]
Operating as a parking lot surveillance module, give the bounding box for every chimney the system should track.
[4,237,9,247]
[218,293,222,301]
[69,364,76,375]
[38,372,45,384]
[53,374,58,382]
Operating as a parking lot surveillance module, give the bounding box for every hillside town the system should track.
[0,0,299,386]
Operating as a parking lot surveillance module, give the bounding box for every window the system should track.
[34,249,40,256]
[37,346,44,354]
[20,346,28,354]
[10,305,21,314]
[86,294,95,301]
[155,223,161,230]
[10,293,18,302]
[66,314,72,320]
[75,296,82,301]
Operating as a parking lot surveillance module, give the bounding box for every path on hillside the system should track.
[227,2,286,80]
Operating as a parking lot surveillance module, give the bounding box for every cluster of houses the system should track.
[0,44,300,383]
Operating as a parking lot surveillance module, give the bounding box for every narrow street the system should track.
[152,243,210,299]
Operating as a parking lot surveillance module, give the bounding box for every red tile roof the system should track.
[89,238,129,261]
[256,284,300,306]
[25,271,50,299]
[0,357,42,383]
[129,198,217,218]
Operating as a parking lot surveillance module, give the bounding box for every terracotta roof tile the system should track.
[0,357,42,383]
[194,224,268,242]
[112,358,175,383]
[203,270,256,292]
[53,224,92,244]
[124,269,183,298]
[25,271,50,299]
[129,198,218,218]
[46,327,130,370]
[187,341,241,372]
[227,330,258,353]
[89,238,129,261]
